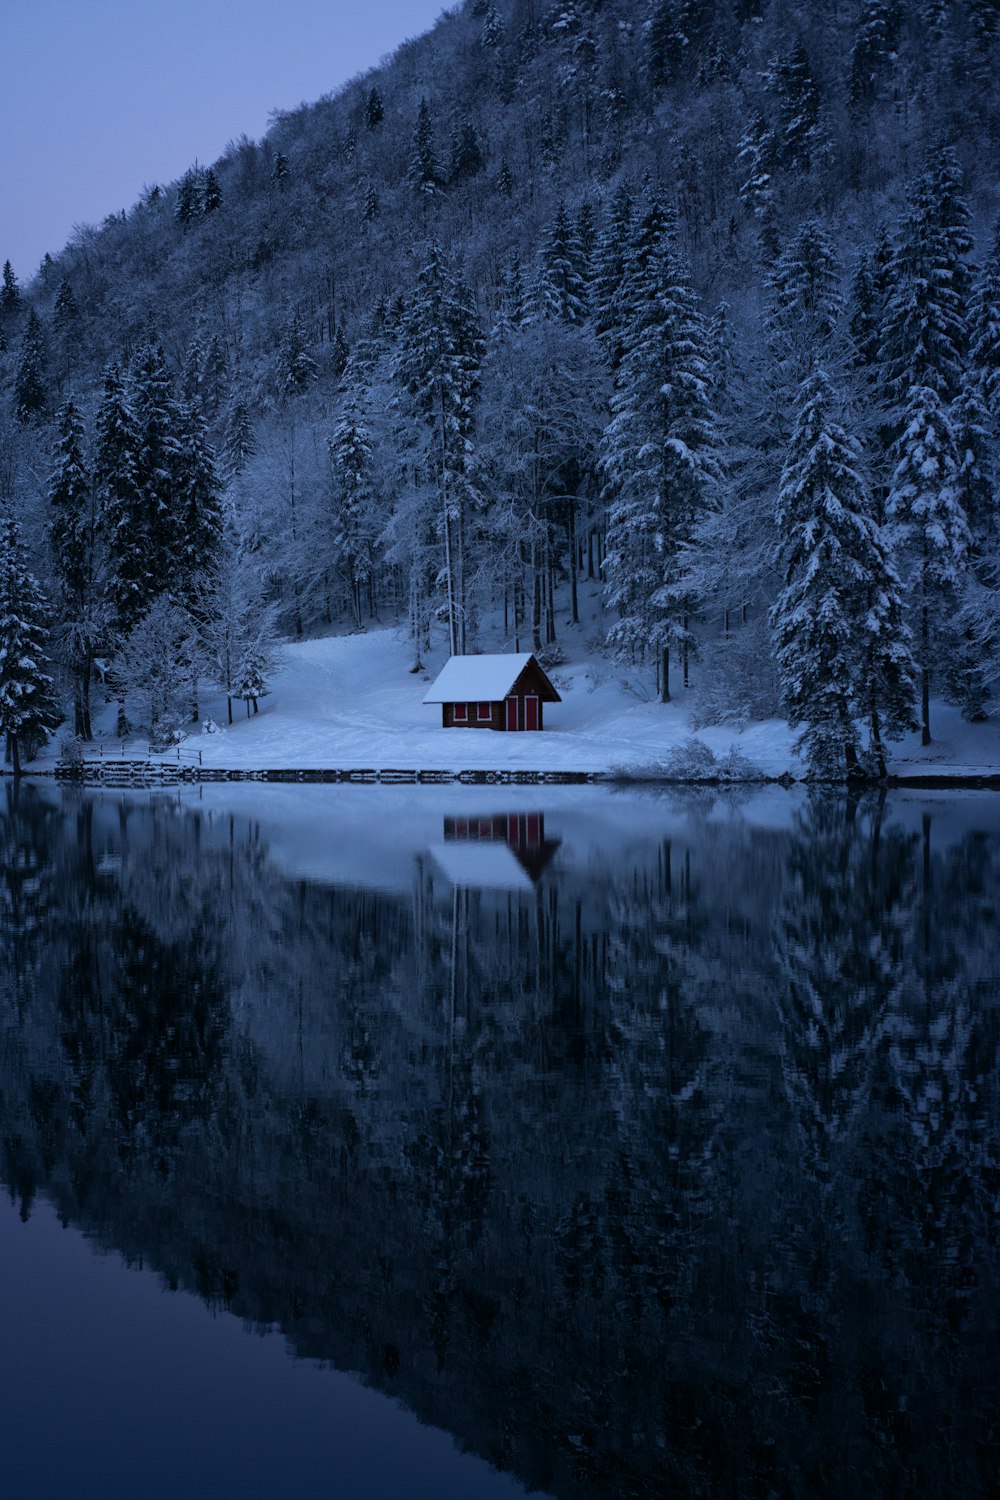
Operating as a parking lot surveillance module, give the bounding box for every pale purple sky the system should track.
[0,0,450,283]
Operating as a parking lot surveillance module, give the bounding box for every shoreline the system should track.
[5,764,1000,790]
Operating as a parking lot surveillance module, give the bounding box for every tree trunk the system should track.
[568,501,579,625]
[9,733,20,777]
[870,708,887,780]
[531,546,542,654]
[660,644,670,704]
[921,601,931,745]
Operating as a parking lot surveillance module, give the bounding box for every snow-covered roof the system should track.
[428,842,535,891]
[422,653,535,704]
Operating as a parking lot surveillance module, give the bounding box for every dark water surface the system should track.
[1,782,998,1499]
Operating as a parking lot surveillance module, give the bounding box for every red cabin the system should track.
[422,653,561,731]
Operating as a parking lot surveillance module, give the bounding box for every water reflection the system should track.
[1,782,999,1498]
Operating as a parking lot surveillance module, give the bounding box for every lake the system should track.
[1,782,998,1499]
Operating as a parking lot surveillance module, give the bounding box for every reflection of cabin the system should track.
[422,653,560,731]
[429,813,561,889]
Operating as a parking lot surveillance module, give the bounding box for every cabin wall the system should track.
[442,701,504,731]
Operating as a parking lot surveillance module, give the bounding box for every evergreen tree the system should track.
[770,371,915,777]
[222,399,257,482]
[766,219,843,368]
[281,314,320,395]
[329,404,377,628]
[847,0,899,109]
[201,167,222,214]
[481,4,504,48]
[602,218,720,699]
[53,279,80,340]
[0,260,19,319]
[449,120,484,185]
[497,158,514,199]
[14,310,47,423]
[361,182,380,222]
[128,341,184,591]
[394,241,485,655]
[0,515,59,774]
[410,98,445,198]
[173,400,223,601]
[592,182,633,349]
[886,384,970,744]
[538,202,589,324]
[365,86,384,131]
[47,400,98,739]
[881,151,973,421]
[270,151,290,188]
[331,323,350,380]
[969,215,1000,429]
[763,42,826,173]
[95,365,149,641]
[175,169,201,227]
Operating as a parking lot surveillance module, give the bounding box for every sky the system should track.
[0,0,450,282]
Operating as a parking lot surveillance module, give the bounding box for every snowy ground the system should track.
[31,622,1000,780]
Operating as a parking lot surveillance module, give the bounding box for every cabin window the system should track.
[478,701,492,722]
[453,702,468,722]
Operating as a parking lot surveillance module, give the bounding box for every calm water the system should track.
[1,782,998,1499]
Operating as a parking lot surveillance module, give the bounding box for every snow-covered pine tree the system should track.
[222,398,257,483]
[14,309,47,424]
[410,98,445,198]
[969,215,1000,435]
[538,202,589,324]
[329,404,377,629]
[0,514,60,774]
[601,211,720,700]
[128,341,185,593]
[48,400,98,739]
[281,313,320,395]
[886,383,970,744]
[95,364,148,640]
[172,399,223,604]
[0,258,18,309]
[365,86,384,131]
[393,241,485,655]
[847,0,899,110]
[770,370,915,777]
[765,218,843,377]
[881,150,973,424]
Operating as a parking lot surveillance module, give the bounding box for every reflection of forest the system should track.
[1,785,999,1499]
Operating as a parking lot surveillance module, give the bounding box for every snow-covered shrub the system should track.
[58,734,85,771]
[690,615,782,730]
[662,736,720,779]
[536,641,567,669]
[716,744,765,781]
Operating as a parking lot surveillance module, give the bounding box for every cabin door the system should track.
[524,695,539,731]
[506,697,518,731]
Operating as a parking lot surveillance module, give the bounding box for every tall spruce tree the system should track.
[329,404,377,629]
[886,383,970,744]
[538,202,589,324]
[95,365,148,641]
[770,371,916,777]
[602,213,719,700]
[48,400,98,739]
[14,310,47,423]
[881,151,973,422]
[0,515,59,774]
[394,241,485,655]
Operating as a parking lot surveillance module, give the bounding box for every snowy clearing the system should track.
[28,625,1000,780]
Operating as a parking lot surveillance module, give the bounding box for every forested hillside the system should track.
[1,0,999,773]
